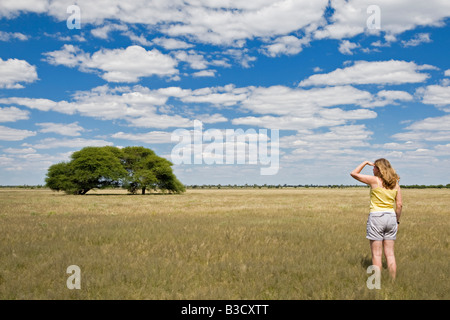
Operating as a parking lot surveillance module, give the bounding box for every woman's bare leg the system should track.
[370,240,383,271]
[383,240,397,279]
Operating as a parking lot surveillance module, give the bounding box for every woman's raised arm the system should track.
[350,160,377,186]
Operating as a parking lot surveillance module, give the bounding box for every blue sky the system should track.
[0,0,449,186]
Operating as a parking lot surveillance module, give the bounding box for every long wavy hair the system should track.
[374,158,400,189]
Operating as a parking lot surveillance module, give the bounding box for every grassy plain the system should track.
[0,187,448,300]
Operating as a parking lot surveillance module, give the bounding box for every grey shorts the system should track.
[366,212,398,241]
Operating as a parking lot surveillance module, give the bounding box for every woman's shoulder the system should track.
[372,178,399,191]
[369,176,382,189]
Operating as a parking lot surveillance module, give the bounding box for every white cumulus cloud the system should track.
[338,40,359,55]
[23,137,113,149]
[262,35,310,57]
[44,45,179,83]
[299,60,433,87]
[0,31,28,41]
[0,58,38,89]
[36,122,86,136]
[401,33,432,47]
[0,106,29,122]
[0,125,36,141]
[111,131,173,143]
[416,85,450,112]
[314,0,450,40]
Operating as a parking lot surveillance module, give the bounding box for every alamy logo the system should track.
[66,5,81,30]
[171,120,279,175]
[66,265,81,289]
[367,5,381,30]
[366,265,381,290]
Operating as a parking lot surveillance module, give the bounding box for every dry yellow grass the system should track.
[0,187,448,299]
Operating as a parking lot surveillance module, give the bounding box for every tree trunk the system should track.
[142,187,146,195]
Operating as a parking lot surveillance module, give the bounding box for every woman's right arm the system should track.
[350,161,376,186]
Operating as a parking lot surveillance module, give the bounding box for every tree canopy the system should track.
[45,146,185,195]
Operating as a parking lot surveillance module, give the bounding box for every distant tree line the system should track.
[45,146,185,195]
[186,184,450,189]
[2,183,449,190]
[398,184,450,189]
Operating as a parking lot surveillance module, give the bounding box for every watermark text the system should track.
[171,120,279,175]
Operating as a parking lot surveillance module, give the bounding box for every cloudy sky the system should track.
[0,0,449,186]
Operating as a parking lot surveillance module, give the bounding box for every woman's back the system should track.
[369,186,397,213]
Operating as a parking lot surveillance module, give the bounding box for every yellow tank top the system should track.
[369,187,397,213]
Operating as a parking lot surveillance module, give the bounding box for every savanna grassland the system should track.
[0,187,448,300]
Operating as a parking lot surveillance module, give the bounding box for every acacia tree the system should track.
[121,146,157,194]
[153,164,186,194]
[45,146,185,195]
[121,146,185,194]
[46,146,127,194]
[45,162,78,193]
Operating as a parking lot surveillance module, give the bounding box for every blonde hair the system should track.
[374,158,400,189]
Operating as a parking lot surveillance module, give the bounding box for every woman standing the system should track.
[350,159,403,279]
